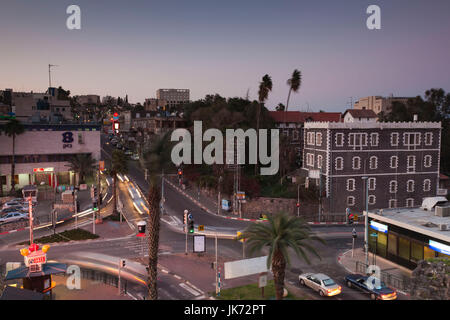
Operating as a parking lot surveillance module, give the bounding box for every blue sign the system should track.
[221,199,230,210]
[429,240,450,255]
[370,221,388,233]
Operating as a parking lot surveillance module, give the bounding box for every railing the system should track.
[355,261,410,292]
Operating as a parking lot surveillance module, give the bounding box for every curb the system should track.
[308,222,361,226]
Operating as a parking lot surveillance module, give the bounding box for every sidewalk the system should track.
[338,247,412,294]
[79,220,135,240]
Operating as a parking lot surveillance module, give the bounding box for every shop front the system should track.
[369,218,450,270]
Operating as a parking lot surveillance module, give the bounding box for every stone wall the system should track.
[410,259,450,300]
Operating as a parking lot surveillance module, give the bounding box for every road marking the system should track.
[179,283,201,296]
[174,275,182,280]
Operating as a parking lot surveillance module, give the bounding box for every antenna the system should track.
[48,64,58,89]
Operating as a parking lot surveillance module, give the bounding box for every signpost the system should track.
[352,228,357,257]
[258,272,268,298]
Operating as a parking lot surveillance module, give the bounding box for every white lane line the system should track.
[179,283,201,296]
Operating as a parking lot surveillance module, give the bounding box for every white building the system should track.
[0,123,101,193]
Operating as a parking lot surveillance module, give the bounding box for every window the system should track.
[388,233,397,255]
[389,180,398,193]
[316,133,322,146]
[370,133,379,147]
[335,133,344,147]
[352,156,361,170]
[404,132,421,149]
[349,133,367,149]
[411,241,424,263]
[398,237,410,261]
[390,156,398,169]
[424,132,433,146]
[347,196,355,206]
[406,198,414,207]
[306,153,315,167]
[368,178,376,190]
[407,180,415,192]
[335,157,343,170]
[78,133,84,144]
[389,199,397,209]
[407,155,416,173]
[424,155,432,168]
[347,179,355,192]
[317,155,323,169]
[292,130,299,141]
[368,195,376,205]
[283,130,289,137]
[391,133,399,146]
[369,156,378,169]
[423,179,431,192]
[307,132,315,145]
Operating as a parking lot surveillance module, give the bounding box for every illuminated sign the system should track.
[24,252,47,267]
[33,167,54,172]
[114,122,119,130]
[429,240,450,255]
[370,221,388,233]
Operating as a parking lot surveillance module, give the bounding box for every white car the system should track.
[0,212,29,224]
[131,153,139,160]
[299,273,342,297]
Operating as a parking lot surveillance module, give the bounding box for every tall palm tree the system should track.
[110,149,128,215]
[239,211,324,300]
[144,132,173,300]
[65,153,97,186]
[256,74,273,175]
[286,69,302,112]
[3,119,25,195]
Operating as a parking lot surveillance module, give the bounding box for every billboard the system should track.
[224,256,270,279]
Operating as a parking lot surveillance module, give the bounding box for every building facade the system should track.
[269,111,342,166]
[353,96,412,115]
[0,124,101,193]
[156,89,190,109]
[302,121,441,214]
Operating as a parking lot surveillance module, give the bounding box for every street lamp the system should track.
[361,176,369,268]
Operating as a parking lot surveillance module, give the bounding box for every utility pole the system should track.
[297,183,300,217]
[362,176,369,267]
[215,233,218,295]
[161,169,165,215]
[28,197,34,245]
[318,168,323,222]
[217,175,222,215]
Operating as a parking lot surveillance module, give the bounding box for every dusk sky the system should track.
[1,0,450,112]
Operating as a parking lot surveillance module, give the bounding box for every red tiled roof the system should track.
[269,111,342,123]
[440,173,449,180]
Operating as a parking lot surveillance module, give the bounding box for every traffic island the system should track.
[18,229,99,245]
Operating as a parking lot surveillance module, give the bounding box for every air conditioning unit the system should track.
[435,206,450,217]
[439,224,448,231]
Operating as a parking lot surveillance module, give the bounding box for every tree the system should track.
[110,150,128,215]
[144,132,174,300]
[276,103,285,111]
[239,212,324,300]
[286,69,302,112]
[65,154,97,186]
[256,75,273,175]
[2,119,25,194]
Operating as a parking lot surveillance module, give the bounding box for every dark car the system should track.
[345,274,397,300]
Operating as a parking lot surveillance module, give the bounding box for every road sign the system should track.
[198,225,204,231]
[354,214,358,221]
[193,235,206,253]
[370,233,378,238]
[258,273,267,288]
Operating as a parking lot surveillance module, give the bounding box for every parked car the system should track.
[345,274,397,300]
[131,153,139,160]
[124,149,133,156]
[299,273,342,297]
[2,201,22,210]
[0,212,29,224]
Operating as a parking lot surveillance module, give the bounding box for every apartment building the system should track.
[156,89,190,108]
[302,120,441,214]
[353,96,412,115]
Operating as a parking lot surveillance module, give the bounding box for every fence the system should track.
[355,261,410,292]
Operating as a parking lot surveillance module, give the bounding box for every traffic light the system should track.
[178,168,183,176]
[93,202,98,211]
[121,259,126,268]
[296,202,300,208]
[183,212,188,225]
[188,219,194,233]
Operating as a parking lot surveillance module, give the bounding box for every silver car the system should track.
[0,212,29,224]
[299,273,342,297]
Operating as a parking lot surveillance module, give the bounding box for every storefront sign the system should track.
[33,167,54,172]
[429,240,450,255]
[62,132,74,149]
[370,221,388,233]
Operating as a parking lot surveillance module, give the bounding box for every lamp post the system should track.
[362,176,369,267]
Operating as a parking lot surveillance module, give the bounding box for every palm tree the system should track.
[3,119,25,195]
[110,149,128,215]
[144,132,174,300]
[286,69,302,112]
[256,74,273,175]
[239,211,324,300]
[66,153,97,186]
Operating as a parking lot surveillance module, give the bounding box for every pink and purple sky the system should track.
[1,0,450,112]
